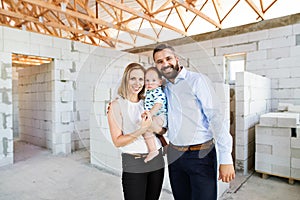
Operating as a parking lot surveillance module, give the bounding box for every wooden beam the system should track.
[245,0,264,20]
[174,5,187,31]
[0,8,133,47]
[153,0,173,14]
[212,0,221,23]
[173,0,222,29]
[135,0,148,13]
[20,0,157,41]
[98,0,187,36]
[263,0,277,13]
[220,0,240,23]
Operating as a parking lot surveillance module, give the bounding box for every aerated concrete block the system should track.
[256,144,272,154]
[60,69,71,81]
[291,158,300,168]
[61,111,71,124]
[61,90,73,103]
[297,126,300,138]
[259,112,299,127]
[291,148,300,159]
[291,168,300,179]
[255,152,290,167]
[288,105,300,113]
[291,138,300,148]
[277,102,293,111]
[256,125,291,138]
[271,165,290,177]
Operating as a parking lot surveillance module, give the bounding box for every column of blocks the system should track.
[0,54,13,167]
[291,137,300,179]
[255,111,300,181]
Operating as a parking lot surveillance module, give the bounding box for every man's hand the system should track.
[218,164,235,183]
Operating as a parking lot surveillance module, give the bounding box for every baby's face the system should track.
[145,70,162,90]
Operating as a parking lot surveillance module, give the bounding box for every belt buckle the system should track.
[179,146,187,151]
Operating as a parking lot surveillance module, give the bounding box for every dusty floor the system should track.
[0,141,299,200]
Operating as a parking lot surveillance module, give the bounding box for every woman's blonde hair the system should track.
[118,63,146,100]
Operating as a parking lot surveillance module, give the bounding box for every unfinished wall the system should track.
[235,72,271,174]
[0,53,13,167]
[18,63,52,148]
[0,25,140,166]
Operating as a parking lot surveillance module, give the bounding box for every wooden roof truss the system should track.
[0,0,278,49]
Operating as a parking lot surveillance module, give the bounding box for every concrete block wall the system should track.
[0,53,13,167]
[235,72,271,174]
[18,63,52,148]
[169,22,300,110]
[0,25,142,165]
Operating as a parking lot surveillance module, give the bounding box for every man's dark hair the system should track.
[153,43,176,59]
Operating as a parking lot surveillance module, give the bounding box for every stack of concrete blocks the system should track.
[255,110,300,183]
[287,104,300,181]
[235,71,271,174]
[0,55,13,167]
[52,58,74,155]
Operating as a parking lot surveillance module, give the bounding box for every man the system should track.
[153,44,235,200]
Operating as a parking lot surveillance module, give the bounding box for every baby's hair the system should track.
[146,67,163,80]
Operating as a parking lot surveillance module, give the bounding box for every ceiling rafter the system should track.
[174,5,188,31]
[0,0,288,49]
[220,0,240,23]
[245,0,264,20]
[212,0,221,23]
[21,0,157,42]
[98,0,187,36]
[173,0,222,29]
[0,7,131,47]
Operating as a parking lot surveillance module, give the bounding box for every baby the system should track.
[143,67,167,163]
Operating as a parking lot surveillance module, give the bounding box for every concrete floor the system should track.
[0,141,299,200]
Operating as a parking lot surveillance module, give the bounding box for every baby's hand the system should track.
[141,111,147,119]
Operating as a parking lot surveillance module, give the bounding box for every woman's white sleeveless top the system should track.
[117,97,162,154]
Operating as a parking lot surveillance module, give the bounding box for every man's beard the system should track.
[161,61,180,81]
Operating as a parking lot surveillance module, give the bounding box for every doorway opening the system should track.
[225,53,246,163]
[12,54,53,162]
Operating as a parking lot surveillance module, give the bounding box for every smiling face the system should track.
[153,48,180,83]
[145,69,162,91]
[127,69,145,99]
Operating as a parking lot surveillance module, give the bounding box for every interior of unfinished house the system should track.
[0,0,300,199]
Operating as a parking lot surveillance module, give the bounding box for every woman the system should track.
[107,63,165,200]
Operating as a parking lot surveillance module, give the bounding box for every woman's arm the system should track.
[108,100,152,147]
